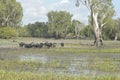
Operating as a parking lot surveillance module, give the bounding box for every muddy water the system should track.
[19,53,120,76]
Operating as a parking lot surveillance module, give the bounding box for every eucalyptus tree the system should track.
[0,0,23,27]
[103,18,116,40]
[72,20,84,38]
[26,22,48,37]
[76,0,115,46]
[47,11,73,38]
[114,18,120,40]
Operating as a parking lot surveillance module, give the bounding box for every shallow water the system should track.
[19,53,120,76]
[0,49,120,76]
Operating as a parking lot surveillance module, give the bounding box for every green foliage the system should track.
[26,22,48,38]
[69,19,83,37]
[80,25,93,38]
[103,19,116,40]
[0,0,23,27]
[114,18,120,40]
[0,27,18,39]
[16,27,30,37]
[47,11,73,38]
[76,0,115,42]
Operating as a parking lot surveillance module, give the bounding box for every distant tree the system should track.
[47,11,73,39]
[102,19,116,40]
[67,20,81,36]
[80,25,93,38]
[76,0,115,46]
[16,27,30,37]
[0,27,18,39]
[114,18,120,40]
[26,22,48,37]
[74,20,84,38]
[0,0,23,27]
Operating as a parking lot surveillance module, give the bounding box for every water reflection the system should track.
[20,55,48,64]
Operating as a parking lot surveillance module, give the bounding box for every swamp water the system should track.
[19,53,120,76]
[0,52,120,76]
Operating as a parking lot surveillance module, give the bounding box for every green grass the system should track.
[0,37,120,79]
[0,60,42,72]
[88,58,120,72]
[0,37,120,53]
[54,48,120,53]
[0,60,69,72]
[0,58,119,73]
[0,70,119,80]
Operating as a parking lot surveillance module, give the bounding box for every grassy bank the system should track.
[0,37,120,53]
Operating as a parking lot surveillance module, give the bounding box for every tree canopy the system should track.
[47,11,73,38]
[76,0,115,46]
[26,22,48,38]
[0,0,23,27]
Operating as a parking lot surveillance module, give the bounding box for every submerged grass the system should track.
[0,38,120,79]
[89,58,120,72]
[0,60,42,72]
[0,60,69,72]
[0,70,120,80]
[0,58,119,73]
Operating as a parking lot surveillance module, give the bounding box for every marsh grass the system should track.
[88,58,120,72]
[0,70,120,80]
[0,60,42,72]
[0,37,120,54]
[0,60,70,72]
[0,58,119,73]
[0,38,120,79]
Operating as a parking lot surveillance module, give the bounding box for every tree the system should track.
[47,11,73,39]
[16,27,30,37]
[0,27,18,39]
[26,22,48,37]
[80,25,93,38]
[76,0,115,46]
[73,20,84,38]
[102,19,116,40]
[114,18,120,40]
[0,0,23,27]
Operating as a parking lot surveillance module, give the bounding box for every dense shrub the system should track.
[0,27,18,39]
[26,22,48,38]
[16,27,30,37]
[80,26,93,38]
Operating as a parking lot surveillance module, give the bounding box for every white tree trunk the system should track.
[91,6,103,47]
[114,34,118,41]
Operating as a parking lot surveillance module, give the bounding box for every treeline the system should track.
[0,10,120,40]
[0,0,120,40]
[0,0,22,39]
[19,11,120,40]
[18,17,120,40]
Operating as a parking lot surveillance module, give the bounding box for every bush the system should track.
[0,27,18,39]
[80,26,93,38]
[16,27,30,37]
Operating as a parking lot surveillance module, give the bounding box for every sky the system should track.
[17,0,120,25]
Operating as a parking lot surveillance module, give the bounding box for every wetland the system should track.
[0,38,120,80]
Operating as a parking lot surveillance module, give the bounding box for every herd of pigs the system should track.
[19,42,64,48]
